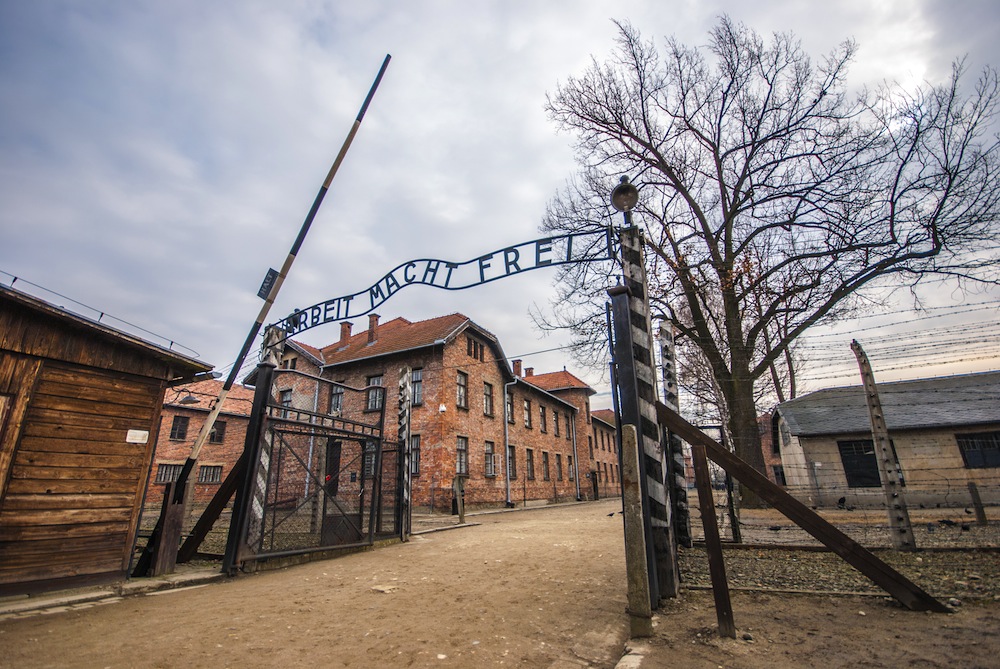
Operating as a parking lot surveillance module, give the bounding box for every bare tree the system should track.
[541,17,1000,489]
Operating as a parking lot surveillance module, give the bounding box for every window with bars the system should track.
[456,371,468,409]
[155,463,184,483]
[169,416,189,441]
[526,448,535,480]
[542,452,550,481]
[456,436,469,475]
[483,382,494,416]
[366,375,383,411]
[198,465,223,484]
[508,445,517,479]
[556,453,563,481]
[956,431,1000,469]
[411,368,423,406]
[484,441,496,477]
[329,384,344,414]
[410,434,421,476]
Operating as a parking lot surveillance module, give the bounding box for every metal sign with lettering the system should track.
[276,228,617,336]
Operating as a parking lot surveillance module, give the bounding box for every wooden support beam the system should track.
[176,453,246,563]
[620,424,654,637]
[690,442,736,638]
[655,401,949,613]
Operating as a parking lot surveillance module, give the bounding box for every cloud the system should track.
[2,0,998,401]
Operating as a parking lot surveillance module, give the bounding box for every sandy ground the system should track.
[1,499,998,668]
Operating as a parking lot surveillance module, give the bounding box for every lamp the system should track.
[179,394,200,405]
[610,176,639,213]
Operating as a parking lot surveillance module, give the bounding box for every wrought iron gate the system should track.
[224,364,402,570]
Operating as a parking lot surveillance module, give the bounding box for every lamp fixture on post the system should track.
[610,175,639,227]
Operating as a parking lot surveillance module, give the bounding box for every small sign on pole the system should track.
[257,268,279,299]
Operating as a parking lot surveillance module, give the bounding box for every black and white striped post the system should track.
[610,177,680,605]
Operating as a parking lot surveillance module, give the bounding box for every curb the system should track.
[0,568,227,620]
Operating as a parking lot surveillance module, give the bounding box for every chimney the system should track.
[512,359,522,377]
[367,313,380,344]
[525,367,534,377]
[339,321,353,344]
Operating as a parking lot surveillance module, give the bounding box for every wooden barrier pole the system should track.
[690,442,736,639]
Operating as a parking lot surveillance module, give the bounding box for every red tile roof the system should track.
[592,409,617,427]
[522,369,595,396]
[164,379,256,417]
[311,314,510,379]
[289,340,325,364]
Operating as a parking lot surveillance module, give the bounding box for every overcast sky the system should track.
[2,1,999,407]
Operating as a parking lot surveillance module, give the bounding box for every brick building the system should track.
[146,379,255,508]
[590,409,621,499]
[270,313,618,512]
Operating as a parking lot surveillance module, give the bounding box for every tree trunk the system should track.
[724,380,767,508]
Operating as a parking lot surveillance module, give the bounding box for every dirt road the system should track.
[0,500,630,668]
[2,499,998,668]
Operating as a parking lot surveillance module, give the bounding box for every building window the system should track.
[588,435,594,459]
[565,415,572,440]
[169,416,189,440]
[282,357,298,370]
[209,420,227,444]
[523,399,532,428]
[556,453,563,481]
[553,411,560,437]
[155,463,183,483]
[542,452,550,481]
[483,382,494,416]
[539,406,547,433]
[506,391,514,424]
[837,440,880,488]
[586,402,591,424]
[772,464,787,486]
[467,336,485,361]
[329,384,344,414]
[410,435,421,476]
[568,456,574,480]
[526,449,535,480]
[366,375,383,411]
[456,371,468,409]
[485,441,496,477]
[956,431,1000,468]
[198,465,223,484]
[456,436,469,475]
[279,389,293,417]
[411,368,423,406]
[508,445,517,479]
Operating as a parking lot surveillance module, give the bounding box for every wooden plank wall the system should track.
[0,359,162,590]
